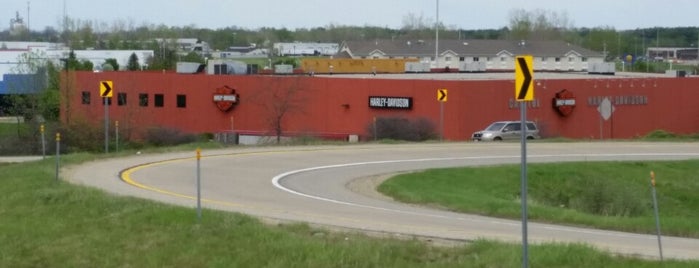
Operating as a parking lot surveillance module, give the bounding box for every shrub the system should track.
[366,116,437,141]
[57,120,104,153]
[143,126,197,146]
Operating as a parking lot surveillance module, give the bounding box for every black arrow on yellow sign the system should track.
[437,89,447,102]
[100,81,113,98]
[515,56,534,101]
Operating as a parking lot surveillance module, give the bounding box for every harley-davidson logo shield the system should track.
[552,89,575,117]
[213,85,239,112]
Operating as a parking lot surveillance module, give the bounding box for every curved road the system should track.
[67,142,699,260]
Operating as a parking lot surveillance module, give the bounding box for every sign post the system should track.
[650,171,664,261]
[115,120,119,153]
[40,124,46,159]
[196,147,202,222]
[437,89,447,141]
[55,132,61,183]
[100,81,113,153]
[515,55,534,268]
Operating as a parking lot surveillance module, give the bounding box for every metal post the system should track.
[650,171,664,261]
[55,132,60,183]
[520,103,529,268]
[373,117,377,141]
[104,97,109,153]
[40,124,46,159]
[196,147,202,222]
[439,101,444,141]
[115,120,119,153]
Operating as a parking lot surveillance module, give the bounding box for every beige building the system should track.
[339,39,605,72]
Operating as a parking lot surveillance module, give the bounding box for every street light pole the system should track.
[435,0,439,70]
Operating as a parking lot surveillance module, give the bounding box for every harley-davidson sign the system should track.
[552,89,576,117]
[213,85,239,112]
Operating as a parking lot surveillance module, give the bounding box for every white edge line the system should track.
[272,153,699,239]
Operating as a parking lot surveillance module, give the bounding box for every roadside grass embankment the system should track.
[379,160,699,238]
[1,152,696,266]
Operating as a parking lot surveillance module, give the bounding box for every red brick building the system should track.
[61,71,699,141]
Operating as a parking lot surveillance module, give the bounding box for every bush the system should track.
[58,120,104,153]
[366,116,437,141]
[143,126,197,146]
[535,176,647,217]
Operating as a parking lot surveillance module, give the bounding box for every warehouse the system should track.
[61,70,699,143]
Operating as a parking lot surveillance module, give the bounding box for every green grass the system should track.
[379,160,699,237]
[1,154,696,266]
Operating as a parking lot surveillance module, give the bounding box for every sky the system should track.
[3,0,698,32]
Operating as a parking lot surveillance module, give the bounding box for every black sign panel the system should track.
[368,96,413,109]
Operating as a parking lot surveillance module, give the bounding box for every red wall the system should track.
[62,71,699,141]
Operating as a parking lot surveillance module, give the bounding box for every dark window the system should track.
[81,91,90,105]
[117,93,127,106]
[555,57,561,62]
[139,93,148,107]
[101,97,112,106]
[154,94,164,107]
[176,94,186,108]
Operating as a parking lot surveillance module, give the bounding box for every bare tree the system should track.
[257,76,307,144]
[508,9,573,40]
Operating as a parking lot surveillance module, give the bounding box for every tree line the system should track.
[1,9,697,62]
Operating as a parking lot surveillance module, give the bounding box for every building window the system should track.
[500,57,505,62]
[154,94,164,107]
[101,97,112,106]
[139,93,148,107]
[445,56,452,62]
[555,57,561,62]
[568,57,574,62]
[81,91,90,105]
[117,93,127,106]
[582,57,588,62]
[176,94,186,108]
[541,57,546,61]
[473,57,479,62]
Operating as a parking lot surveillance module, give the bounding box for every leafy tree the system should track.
[146,40,178,70]
[103,58,119,71]
[181,52,204,64]
[127,52,141,70]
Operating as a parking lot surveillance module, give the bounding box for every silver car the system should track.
[472,121,540,141]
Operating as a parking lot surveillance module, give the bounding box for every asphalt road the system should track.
[66,142,699,260]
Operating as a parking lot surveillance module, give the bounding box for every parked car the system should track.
[471,121,540,141]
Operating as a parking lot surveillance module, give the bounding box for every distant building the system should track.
[0,42,153,94]
[9,11,27,36]
[647,47,699,62]
[274,42,339,56]
[339,39,605,72]
[155,38,212,57]
[211,44,269,59]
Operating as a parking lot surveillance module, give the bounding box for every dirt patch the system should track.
[345,173,402,202]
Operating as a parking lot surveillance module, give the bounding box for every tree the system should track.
[257,77,307,144]
[127,52,141,70]
[103,58,119,71]
[508,9,572,41]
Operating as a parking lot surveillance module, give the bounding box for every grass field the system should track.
[379,160,699,237]
[1,151,697,267]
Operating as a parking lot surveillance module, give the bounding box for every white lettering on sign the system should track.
[368,96,412,109]
[555,99,576,106]
[213,95,238,102]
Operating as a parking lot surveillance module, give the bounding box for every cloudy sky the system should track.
[4,0,698,31]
